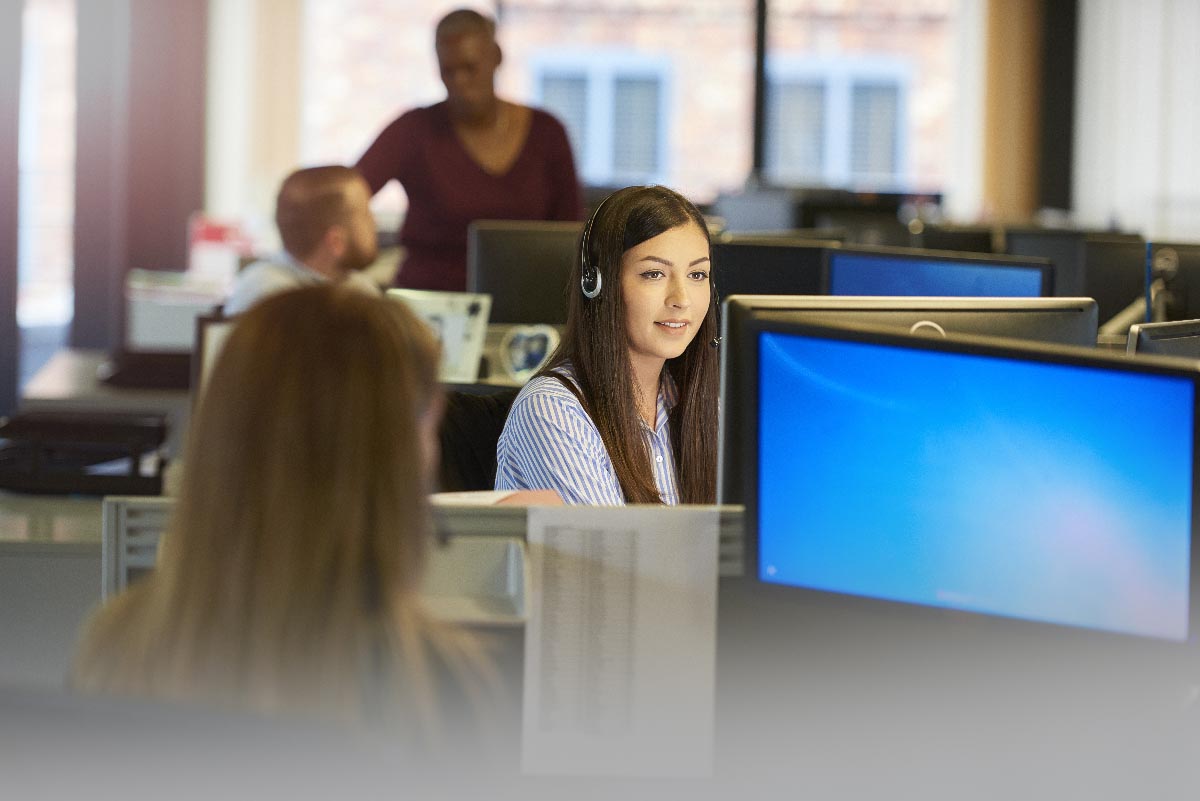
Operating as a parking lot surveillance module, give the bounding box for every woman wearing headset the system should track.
[495,185,719,504]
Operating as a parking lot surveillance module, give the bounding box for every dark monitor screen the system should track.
[466,220,583,325]
[826,246,1051,297]
[743,321,1198,643]
[1005,229,1145,324]
[915,224,995,254]
[711,239,834,302]
[1153,242,1200,322]
[1129,319,1200,360]
[1084,235,1148,325]
[717,295,1100,504]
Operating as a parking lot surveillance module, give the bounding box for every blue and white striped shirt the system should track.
[495,363,680,505]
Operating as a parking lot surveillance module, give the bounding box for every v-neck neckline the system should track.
[444,102,532,180]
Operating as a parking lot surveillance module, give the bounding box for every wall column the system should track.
[72,0,207,351]
[0,0,23,415]
[982,0,1044,221]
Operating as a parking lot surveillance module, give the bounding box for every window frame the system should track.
[531,49,673,186]
[764,55,912,190]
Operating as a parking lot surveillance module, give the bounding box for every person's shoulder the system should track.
[527,105,570,135]
[237,257,291,278]
[399,102,448,129]
[509,368,589,422]
[225,259,303,315]
[373,102,444,138]
[514,372,578,405]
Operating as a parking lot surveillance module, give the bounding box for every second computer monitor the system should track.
[717,295,1100,504]
[1151,242,1200,322]
[740,318,1198,644]
[1128,319,1200,360]
[466,220,583,325]
[826,245,1052,297]
[711,238,835,302]
[1005,229,1145,325]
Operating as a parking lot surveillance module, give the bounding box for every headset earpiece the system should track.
[579,192,616,300]
[581,269,602,299]
[579,212,602,299]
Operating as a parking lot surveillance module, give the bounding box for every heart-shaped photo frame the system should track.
[499,324,560,383]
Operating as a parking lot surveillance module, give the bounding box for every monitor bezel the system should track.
[738,316,1200,656]
[823,244,1054,297]
[717,295,1101,505]
[1128,318,1200,357]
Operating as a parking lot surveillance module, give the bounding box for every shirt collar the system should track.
[278,250,329,283]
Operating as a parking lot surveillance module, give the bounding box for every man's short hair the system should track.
[275,166,361,261]
[435,8,496,43]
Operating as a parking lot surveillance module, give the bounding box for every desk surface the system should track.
[20,348,192,459]
[22,349,189,410]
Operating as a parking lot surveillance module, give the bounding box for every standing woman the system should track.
[495,185,719,504]
[72,285,498,740]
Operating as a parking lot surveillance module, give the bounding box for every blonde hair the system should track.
[73,285,496,736]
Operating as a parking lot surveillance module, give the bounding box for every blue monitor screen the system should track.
[756,330,1194,641]
[829,252,1045,297]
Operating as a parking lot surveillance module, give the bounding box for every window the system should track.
[765,58,910,189]
[18,0,75,385]
[534,53,670,186]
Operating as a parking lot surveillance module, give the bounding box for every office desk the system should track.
[0,491,103,688]
[20,348,191,459]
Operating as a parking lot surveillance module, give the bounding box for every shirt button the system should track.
[655,454,663,463]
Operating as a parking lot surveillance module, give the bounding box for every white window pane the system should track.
[850,82,899,180]
[541,74,589,171]
[612,77,660,178]
[766,80,824,182]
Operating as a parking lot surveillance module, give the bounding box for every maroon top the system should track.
[355,102,584,291]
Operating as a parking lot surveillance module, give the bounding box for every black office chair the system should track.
[437,387,519,492]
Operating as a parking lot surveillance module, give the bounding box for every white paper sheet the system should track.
[521,505,720,777]
[429,490,517,506]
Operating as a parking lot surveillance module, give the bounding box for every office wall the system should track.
[205,0,302,241]
[0,0,20,415]
[1074,0,1200,240]
[72,0,206,350]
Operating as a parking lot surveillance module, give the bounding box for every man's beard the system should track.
[339,238,378,273]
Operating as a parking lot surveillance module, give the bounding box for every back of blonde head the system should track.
[74,285,494,734]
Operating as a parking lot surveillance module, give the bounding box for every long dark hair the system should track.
[541,185,719,504]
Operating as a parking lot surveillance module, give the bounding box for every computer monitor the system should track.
[717,295,1100,504]
[191,310,235,407]
[711,238,836,302]
[1005,229,1145,325]
[825,245,1052,297]
[1128,319,1200,360]
[466,220,583,325]
[796,191,917,247]
[914,223,996,254]
[387,289,491,383]
[739,319,1198,644]
[1151,242,1200,322]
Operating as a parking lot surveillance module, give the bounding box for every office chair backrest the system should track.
[437,387,520,492]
